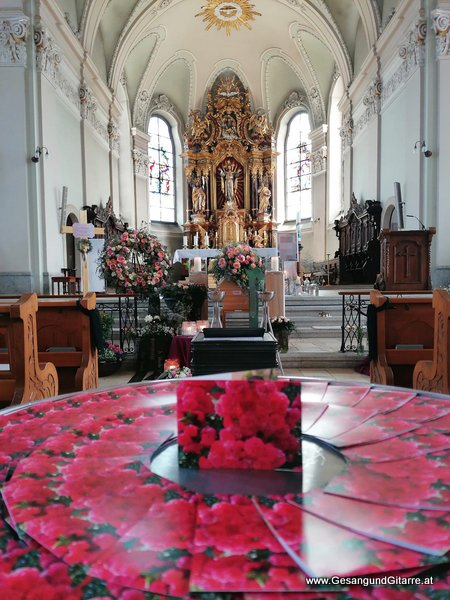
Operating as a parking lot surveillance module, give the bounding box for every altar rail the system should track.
[338,290,435,353]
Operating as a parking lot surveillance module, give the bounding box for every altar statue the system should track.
[219,160,241,208]
[258,180,271,213]
[191,178,206,214]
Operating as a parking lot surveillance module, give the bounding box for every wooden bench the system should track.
[34,293,98,394]
[369,290,434,388]
[0,294,58,406]
[413,289,450,394]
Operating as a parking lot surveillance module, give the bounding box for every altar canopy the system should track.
[183,73,277,249]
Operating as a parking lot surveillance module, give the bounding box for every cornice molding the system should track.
[381,11,426,110]
[34,24,80,114]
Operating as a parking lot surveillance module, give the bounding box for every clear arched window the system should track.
[148,116,175,222]
[285,112,311,222]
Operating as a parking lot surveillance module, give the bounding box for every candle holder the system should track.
[257,290,275,334]
[207,289,225,328]
[196,320,209,332]
[181,321,197,336]
[164,358,180,371]
[257,290,284,375]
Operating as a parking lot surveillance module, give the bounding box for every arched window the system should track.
[285,112,311,222]
[148,116,175,222]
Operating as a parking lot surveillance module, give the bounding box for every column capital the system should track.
[432,6,450,59]
[0,11,29,67]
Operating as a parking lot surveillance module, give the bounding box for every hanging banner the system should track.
[277,231,299,262]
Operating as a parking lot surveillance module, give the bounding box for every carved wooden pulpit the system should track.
[379,228,436,291]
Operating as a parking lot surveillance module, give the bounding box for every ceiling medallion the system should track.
[196,0,261,36]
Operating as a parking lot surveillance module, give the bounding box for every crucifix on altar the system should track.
[62,208,104,292]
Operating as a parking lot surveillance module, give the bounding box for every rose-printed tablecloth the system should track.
[1,377,450,598]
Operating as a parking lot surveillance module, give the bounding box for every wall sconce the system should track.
[413,140,432,158]
[31,146,49,163]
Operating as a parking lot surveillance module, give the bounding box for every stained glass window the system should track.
[148,116,175,222]
[285,112,311,222]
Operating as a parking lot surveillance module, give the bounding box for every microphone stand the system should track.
[406,215,426,230]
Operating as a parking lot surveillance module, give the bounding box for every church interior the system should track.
[2,0,450,596]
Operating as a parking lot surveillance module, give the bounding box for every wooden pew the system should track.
[0,294,58,406]
[35,293,98,394]
[413,289,450,394]
[369,290,434,388]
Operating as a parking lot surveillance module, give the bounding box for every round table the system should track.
[1,375,450,598]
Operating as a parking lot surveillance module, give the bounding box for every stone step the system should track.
[279,351,365,369]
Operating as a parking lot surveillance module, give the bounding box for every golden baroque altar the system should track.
[183,74,277,249]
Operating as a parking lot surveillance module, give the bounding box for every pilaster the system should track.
[132,128,151,228]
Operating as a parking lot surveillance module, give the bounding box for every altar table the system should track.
[1,376,450,597]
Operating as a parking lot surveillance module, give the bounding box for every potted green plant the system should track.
[160,283,207,320]
[133,314,177,380]
[270,316,296,353]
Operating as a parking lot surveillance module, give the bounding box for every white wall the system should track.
[352,120,378,202]
[0,66,34,291]
[41,76,83,277]
[380,70,421,218]
[84,126,111,208]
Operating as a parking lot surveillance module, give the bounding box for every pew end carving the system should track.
[413,289,450,394]
[369,290,434,388]
[35,292,98,394]
[0,294,58,406]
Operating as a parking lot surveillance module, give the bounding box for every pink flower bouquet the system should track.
[177,379,301,470]
[211,243,263,289]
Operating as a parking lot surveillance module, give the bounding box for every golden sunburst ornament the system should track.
[196,0,261,36]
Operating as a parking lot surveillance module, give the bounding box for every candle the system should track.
[196,320,209,332]
[193,233,198,248]
[183,235,188,248]
[164,358,180,371]
[204,233,209,248]
[271,256,279,271]
[181,321,197,336]
[193,256,202,272]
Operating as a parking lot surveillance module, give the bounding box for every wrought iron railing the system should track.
[96,294,162,353]
[338,291,371,353]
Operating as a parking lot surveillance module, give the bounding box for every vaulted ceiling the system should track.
[60,0,399,128]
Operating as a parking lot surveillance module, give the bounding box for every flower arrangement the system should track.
[99,340,125,363]
[270,316,296,333]
[161,282,207,320]
[139,314,176,338]
[211,242,263,289]
[177,379,301,470]
[161,366,192,379]
[99,229,171,295]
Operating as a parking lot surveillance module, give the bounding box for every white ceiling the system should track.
[58,0,398,128]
